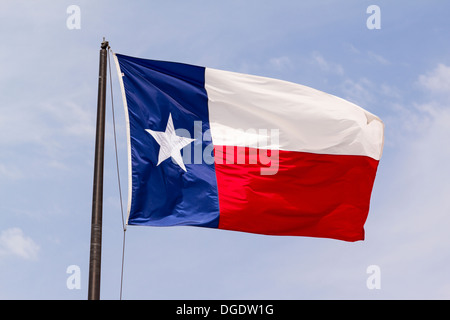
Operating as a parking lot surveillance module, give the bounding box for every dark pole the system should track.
[88,39,109,300]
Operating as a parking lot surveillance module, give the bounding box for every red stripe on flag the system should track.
[213,146,379,241]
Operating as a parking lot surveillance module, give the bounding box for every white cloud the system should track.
[311,51,344,75]
[39,100,95,139]
[377,104,450,297]
[383,64,450,148]
[0,163,23,180]
[0,228,40,260]
[390,64,450,239]
[418,64,450,94]
[268,56,293,71]
[340,77,375,106]
[367,51,390,65]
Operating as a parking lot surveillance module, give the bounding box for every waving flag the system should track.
[114,53,384,241]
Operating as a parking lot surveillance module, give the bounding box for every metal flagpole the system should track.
[88,38,109,300]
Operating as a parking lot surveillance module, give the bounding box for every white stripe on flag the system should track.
[205,68,384,160]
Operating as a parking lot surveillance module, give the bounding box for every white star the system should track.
[145,113,195,172]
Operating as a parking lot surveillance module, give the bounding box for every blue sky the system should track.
[1,0,450,299]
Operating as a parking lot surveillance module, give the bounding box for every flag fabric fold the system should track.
[114,53,384,241]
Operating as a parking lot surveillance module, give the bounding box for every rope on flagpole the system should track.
[107,46,127,300]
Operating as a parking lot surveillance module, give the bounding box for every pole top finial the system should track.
[101,38,109,49]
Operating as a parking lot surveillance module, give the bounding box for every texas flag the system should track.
[113,53,384,242]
